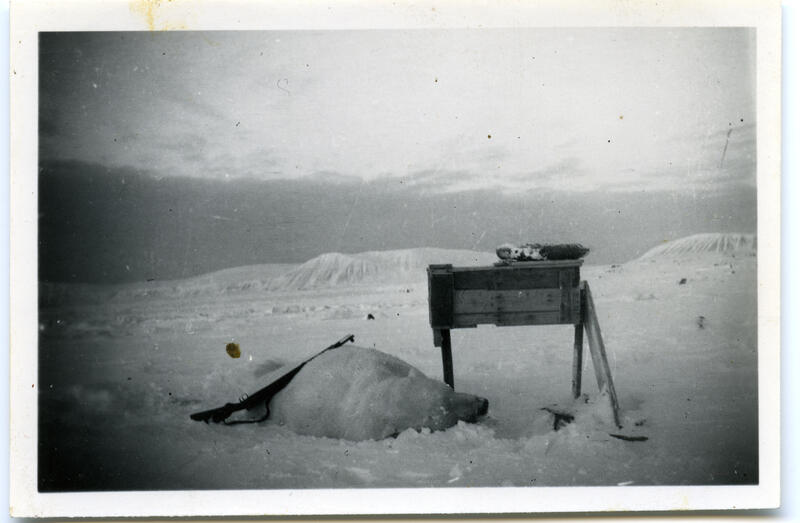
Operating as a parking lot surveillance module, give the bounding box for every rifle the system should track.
[190,334,355,424]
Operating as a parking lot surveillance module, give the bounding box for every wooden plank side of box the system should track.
[454,260,583,270]
[452,266,579,291]
[428,267,455,328]
[453,289,562,314]
[453,310,565,328]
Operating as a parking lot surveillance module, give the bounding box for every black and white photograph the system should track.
[9,0,782,517]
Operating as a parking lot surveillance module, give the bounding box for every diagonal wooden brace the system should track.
[578,281,622,428]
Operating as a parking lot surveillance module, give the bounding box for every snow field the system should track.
[37,248,757,490]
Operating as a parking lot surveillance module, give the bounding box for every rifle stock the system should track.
[191,334,355,424]
[190,403,239,423]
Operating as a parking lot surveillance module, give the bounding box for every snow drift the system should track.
[37,233,758,490]
[269,345,489,441]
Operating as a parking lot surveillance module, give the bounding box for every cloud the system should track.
[307,171,364,185]
[158,132,209,154]
[160,90,228,123]
[397,157,635,195]
[38,159,756,283]
[38,29,756,197]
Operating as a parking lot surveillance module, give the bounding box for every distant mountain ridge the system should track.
[42,235,756,307]
[40,248,496,306]
[639,233,756,259]
[39,263,300,307]
[266,248,497,291]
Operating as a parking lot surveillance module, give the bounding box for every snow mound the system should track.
[638,233,756,260]
[267,252,382,291]
[268,248,495,291]
[269,345,489,441]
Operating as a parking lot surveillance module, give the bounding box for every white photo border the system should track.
[9,0,781,517]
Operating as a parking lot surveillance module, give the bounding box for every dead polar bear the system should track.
[269,345,489,441]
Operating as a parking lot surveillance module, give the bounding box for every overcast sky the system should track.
[39,29,757,282]
[41,28,755,191]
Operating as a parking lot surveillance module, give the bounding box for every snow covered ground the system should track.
[37,234,758,491]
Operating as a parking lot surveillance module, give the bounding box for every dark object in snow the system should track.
[541,406,575,431]
[190,334,355,424]
[679,278,687,285]
[225,342,241,359]
[366,313,375,320]
[697,315,706,329]
[609,433,649,442]
[496,243,590,262]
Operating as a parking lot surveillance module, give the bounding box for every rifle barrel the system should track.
[190,334,355,424]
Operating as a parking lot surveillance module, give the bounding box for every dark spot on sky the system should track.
[488,134,491,139]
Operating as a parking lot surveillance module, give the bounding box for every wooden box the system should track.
[427,260,583,329]
[426,259,621,427]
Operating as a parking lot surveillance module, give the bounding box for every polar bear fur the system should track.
[269,345,489,441]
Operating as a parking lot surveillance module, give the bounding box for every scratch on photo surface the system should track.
[719,127,733,168]
[472,230,486,250]
[277,78,291,96]
[337,181,363,250]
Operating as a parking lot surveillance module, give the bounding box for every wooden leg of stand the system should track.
[572,323,584,399]
[581,282,621,428]
[440,329,454,389]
